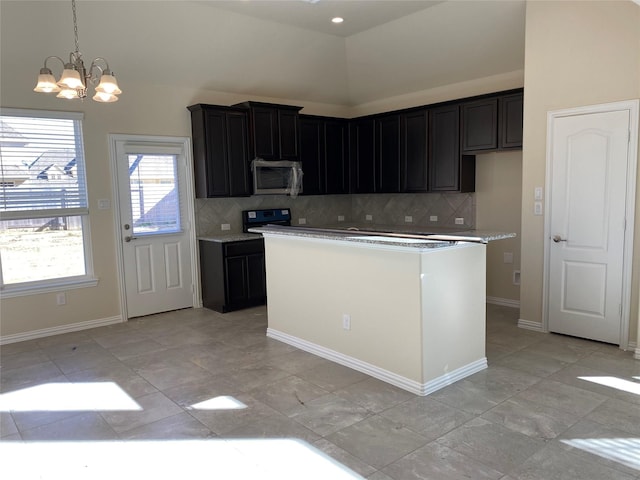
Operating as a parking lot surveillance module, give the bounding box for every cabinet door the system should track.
[278,109,299,161]
[429,105,460,191]
[299,117,323,195]
[251,106,278,159]
[324,120,349,194]
[225,111,251,196]
[401,110,428,193]
[246,252,266,302]
[201,110,229,197]
[461,98,498,152]
[225,255,248,305]
[377,115,401,193]
[500,93,524,149]
[350,119,376,193]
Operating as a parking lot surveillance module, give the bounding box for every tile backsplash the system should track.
[196,192,475,236]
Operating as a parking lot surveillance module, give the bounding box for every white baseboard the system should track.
[486,296,520,308]
[267,328,487,396]
[0,316,124,345]
[518,319,544,332]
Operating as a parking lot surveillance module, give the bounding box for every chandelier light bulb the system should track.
[56,88,79,99]
[92,91,118,103]
[33,68,61,93]
[95,73,122,95]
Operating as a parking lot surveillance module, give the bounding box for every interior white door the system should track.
[548,109,630,344]
[115,142,193,318]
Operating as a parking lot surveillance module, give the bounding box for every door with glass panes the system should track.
[115,141,193,318]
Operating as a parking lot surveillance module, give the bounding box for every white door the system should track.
[547,107,634,344]
[114,140,195,318]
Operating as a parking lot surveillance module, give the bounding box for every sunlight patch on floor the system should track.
[0,382,142,412]
[1,439,364,479]
[578,376,640,396]
[189,395,248,410]
[561,437,640,471]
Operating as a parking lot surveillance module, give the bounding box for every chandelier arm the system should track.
[43,56,66,70]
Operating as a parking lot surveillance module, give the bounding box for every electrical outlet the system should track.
[338,215,345,222]
[56,293,66,305]
[503,252,514,264]
[298,218,307,225]
[342,314,351,330]
[221,223,231,231]
[365,214,373,221]
[404,215,413,223]
[429,215,438,222]
[455,217,464,225]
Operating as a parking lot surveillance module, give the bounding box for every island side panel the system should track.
[420,243,487,383]
[263,235,425,383]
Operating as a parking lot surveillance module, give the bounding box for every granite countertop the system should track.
[249,224,515,249]
[198,232,262,243]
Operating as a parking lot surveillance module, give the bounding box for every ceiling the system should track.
[207,0,446,37]
[1,1,527,108]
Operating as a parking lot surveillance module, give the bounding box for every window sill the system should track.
[0,277,99,299]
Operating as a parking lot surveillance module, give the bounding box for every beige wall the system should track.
[0,1,524,340]
[476,151,523,304]
[521,0,640,344]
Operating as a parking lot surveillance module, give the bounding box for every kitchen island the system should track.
[252,225,514,396]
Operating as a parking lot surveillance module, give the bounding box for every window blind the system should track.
[0,110,88,220]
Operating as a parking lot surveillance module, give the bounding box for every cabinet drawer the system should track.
[224,239,264,257]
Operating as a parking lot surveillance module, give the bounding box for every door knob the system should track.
[552,235,567,243]
[124,236,137,242]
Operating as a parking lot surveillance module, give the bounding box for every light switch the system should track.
[534,202,543,216]
[97,199,110,210]
[534,187,543,200]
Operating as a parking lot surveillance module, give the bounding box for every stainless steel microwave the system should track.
[251,159,303,196]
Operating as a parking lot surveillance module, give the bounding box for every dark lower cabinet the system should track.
[199,239,266,313]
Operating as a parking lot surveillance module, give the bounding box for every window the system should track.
[0,109,95,295]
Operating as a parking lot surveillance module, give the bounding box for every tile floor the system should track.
[1,304,640,479]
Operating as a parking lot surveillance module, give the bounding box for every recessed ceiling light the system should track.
[331,17,344,24]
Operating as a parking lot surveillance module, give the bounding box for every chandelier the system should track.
[33,0,122,103]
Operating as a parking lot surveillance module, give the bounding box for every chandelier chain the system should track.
[72,0,80,54]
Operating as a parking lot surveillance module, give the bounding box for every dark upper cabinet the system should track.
[376,114,401,193]
[461,98,498,152]
[350,118,376,193]
[188,104,250,198]
[235,101,302,161]
[299,116,323,195]
[324,119,349,194]
[429,105,460,192]
[299,115,348,195]
[461,90,524,153]
[401,109,429,193]
[500,93,524,149]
